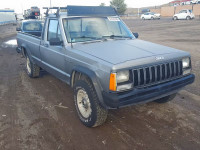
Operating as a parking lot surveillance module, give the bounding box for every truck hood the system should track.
[73,39,183,64]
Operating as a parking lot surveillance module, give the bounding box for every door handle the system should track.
[44,43,49,47]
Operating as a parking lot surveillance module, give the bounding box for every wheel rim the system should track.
[77,89,92,118]
[26,57,31,74]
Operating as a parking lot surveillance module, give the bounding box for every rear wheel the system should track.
[186,16,191,20]
[26,55,40,78]
[173,16,178,20]
[151,17,154,20]
[74,76,108,127]
[142,17,145,20]
[154,93,177,103]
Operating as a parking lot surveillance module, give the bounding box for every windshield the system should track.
[62,17,134,43]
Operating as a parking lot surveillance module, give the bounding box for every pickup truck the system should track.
[16,6,195,127]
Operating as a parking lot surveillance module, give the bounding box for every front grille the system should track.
[133,60,183,87]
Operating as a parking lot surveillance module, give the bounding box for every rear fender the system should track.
[21,44,34,63]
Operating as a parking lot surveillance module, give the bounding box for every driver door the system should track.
[40,19,67,81]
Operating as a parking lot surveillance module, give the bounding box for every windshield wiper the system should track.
[75,36,101,40]
[102,35,132,39]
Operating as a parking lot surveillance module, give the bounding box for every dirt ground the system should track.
[0,18,200,150]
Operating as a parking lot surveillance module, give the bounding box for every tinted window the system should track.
[47,20,61,41]
[180,10,187,13]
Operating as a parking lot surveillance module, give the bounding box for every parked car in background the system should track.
[141,12,161,20]
[16,20,43,53]
[24,6,40,19]
[173,9,195,20]
[190,0,199,4]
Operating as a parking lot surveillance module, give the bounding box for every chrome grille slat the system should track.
[149,67,152,83]
[132,60,182,88]
[155,66,157,82]
[137,69,141,86]
[143,68,147,85]
[178,61,180,75]
[169,63,172,78]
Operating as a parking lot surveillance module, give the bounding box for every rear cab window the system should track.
[23,22,42,31]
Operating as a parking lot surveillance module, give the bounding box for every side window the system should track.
[47,19,61,41]
[179,10,183,13]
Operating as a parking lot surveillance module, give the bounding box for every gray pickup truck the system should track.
[16,6,195,127]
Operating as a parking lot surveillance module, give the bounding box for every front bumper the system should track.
[102,74,195,108]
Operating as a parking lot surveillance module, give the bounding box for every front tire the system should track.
[74,77,108,127]
[154,93,177,103]
[26,55,40,78]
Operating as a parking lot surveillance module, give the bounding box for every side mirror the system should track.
[16,27,21,31]
[133,32,139,39]
[49,38,63,46]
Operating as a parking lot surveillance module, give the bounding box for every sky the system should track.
[1,0,173,13]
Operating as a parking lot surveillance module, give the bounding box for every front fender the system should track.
[71,66,107,108]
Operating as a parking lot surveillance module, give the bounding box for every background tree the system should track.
[110,0,127,15]
[100,3,106,6]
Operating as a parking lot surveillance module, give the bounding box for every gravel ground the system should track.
[0,18,199,150]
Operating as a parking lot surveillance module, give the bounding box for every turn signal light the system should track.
[109,73,117,91]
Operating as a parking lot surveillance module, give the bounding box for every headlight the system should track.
[109,71,132,92]
[182,57,190,69]
[116,70,129,83]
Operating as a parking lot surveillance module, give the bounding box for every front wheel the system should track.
[154,93,177,103]
[74,77,108,127]
[26,55,40,78]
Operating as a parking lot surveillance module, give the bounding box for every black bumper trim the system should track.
[102,74,195,108]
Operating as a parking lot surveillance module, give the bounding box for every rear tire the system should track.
[186,16,191,20]
[173,16,178,20]
[26,55,40,78]
[74,76,108,127]
[154,93,177,103]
